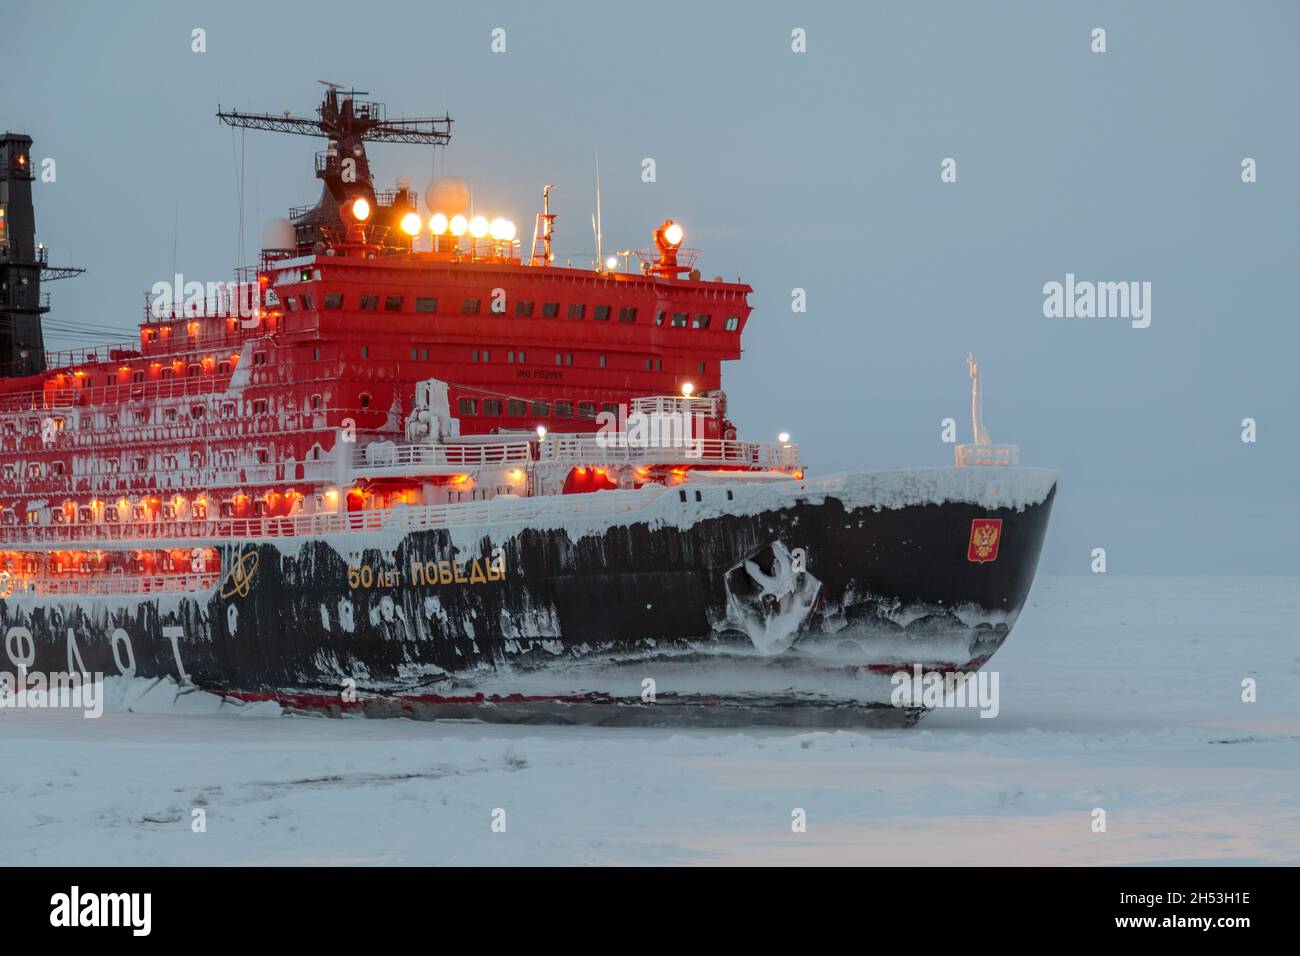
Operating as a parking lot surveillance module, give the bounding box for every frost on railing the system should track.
[356,440,531,471]
[541,436,799,469]
[0,485,670,546]
[353,437,800,472]
[32,573,221,597]
[954,443,1020,467]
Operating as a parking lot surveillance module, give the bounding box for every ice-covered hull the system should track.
[1,467,1056,725]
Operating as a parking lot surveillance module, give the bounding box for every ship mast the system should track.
[216,85,452,249]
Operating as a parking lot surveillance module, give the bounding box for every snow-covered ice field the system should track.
[2,575,1296,866]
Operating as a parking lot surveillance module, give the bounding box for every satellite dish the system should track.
[261,218,295,253]
[425,176,470,216]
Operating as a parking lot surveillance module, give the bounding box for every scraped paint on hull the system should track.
[0,468,1056,725]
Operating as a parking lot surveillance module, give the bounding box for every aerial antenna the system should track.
[593,149,603,268]
[967,353,988,446]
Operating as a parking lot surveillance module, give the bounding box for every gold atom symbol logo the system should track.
[220,550,260,599]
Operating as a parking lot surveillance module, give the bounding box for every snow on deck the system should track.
[1,574,1294,866]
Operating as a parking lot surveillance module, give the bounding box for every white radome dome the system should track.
[261,218,296,252]
[425,176,470,217]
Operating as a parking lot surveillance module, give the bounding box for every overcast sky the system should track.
[3,0,1296,574]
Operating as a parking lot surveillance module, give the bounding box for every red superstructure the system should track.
[0,91,799,598]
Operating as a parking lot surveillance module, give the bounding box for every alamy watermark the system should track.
[1043,273,1151,328]
[149,273,264,327]
[0,667,104,718]
[890,664,1000,718]
[594,404,705,457]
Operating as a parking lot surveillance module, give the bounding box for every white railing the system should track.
[0,485,671,547]
[354,440,531,472]
[28,573,221,597]
[350,436,801,474]
[955,443,1020,467]
[540,436,800,469]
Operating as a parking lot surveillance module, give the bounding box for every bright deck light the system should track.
[663,222,683,246]
[400,212,422,236]
[351,197,371,221]
[449,214,468,236]
[469,215,489,239]
[429,213,449,235]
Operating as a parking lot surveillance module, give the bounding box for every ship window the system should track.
[193,501,207,519]
[692,314,711,329]
[104,506,118,522]
[254,500,268,517]
[312,348,320,360]
[655,310,666,326]
[190,452,201,467]
[619,307,637,323]
[542,302,559,318]
[284,296,298,312]
[301,294,314,310]
[192,404,206,420]
[724,316,740,331]
[253,351,268,366]
[323,292,343,309]
[132,457,146,472]
[567,304,586,320]
[472,350,490,363]
[599,355,607,368]
[593,305,611,321]
[162,504,176,520]
[221,501,235,517]
[578,401,595,418]
[483,399,502,416]
[310,395,321,411]
[359,393,371,409]
[515,300,534,317]
[671,312,688,327]
[415,297,438,313]
[161,367,173,380]
[222,402,237,417]
[51,461,64,476]
[555,401,572,418]
[384,296,404,311]
[255,448,269,464]
[698,361,706,373]
[461,298,481,314]
[107,414,119,428]
[218,360,231,375]
[457,398,478,416]
[132,370,144,384]
[188,364,201,377]
[601,402,618,416]
[360,346,369,359]
[359,294,379,311]
[644,357,662,371]
[253,399,268,415]
[410,348,418,361]
[507,399,527,416]
[531,401,549,417]
[421,348,430,360]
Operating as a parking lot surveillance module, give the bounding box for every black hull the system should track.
[1,468,1056,725]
